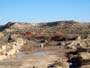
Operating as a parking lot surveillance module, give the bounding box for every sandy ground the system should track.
[0,46,69,68]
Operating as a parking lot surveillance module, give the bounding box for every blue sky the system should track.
[0,0,90,24]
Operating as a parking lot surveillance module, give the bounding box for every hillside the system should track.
[1,21,90,34]
[0,21,90,68]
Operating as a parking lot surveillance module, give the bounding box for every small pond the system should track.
[16,51,48,59]
[32,51,48,56]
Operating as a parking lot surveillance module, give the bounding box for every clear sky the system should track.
[0,0,90,24]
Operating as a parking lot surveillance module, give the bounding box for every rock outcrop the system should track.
[66,39,90,49]
[0,37,26,60]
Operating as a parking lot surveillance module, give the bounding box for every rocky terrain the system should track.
[0,20,90,68]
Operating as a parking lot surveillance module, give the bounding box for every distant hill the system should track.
[0,21,90,34]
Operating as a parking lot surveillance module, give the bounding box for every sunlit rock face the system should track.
[79,52,90,60]
[0,32,4,39]
[67,39,90,49]
[0,37,26,60]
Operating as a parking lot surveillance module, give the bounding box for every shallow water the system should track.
[32,51,48,56]
[16,51,48,59]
